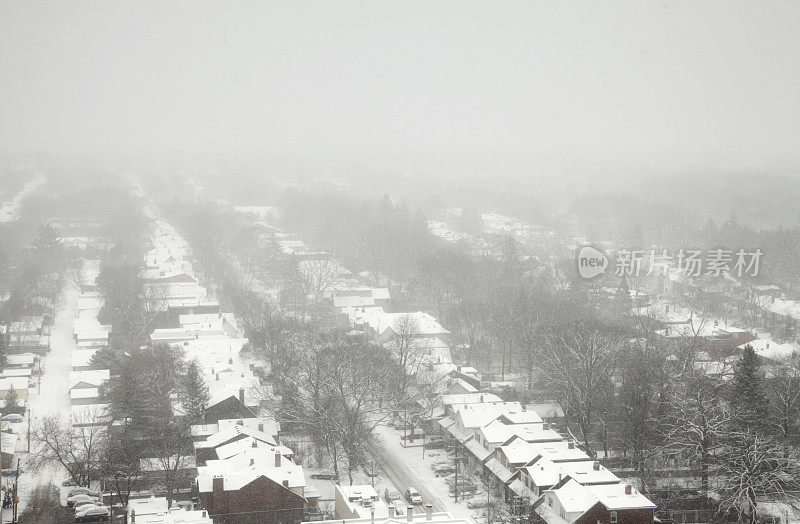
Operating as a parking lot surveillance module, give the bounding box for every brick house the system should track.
[198,472,305,524]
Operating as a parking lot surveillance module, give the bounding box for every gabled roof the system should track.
[545,478,597,514]
[215,437,293,461]
[589,483,656,510]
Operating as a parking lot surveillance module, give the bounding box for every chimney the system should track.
[282,480,289,488]
[542,423,549,430]
[250,458,254,466]
[211,367,215,374]
[593,461,600,471]
[228,358,233,364]
[407,507,414,522]
[568,440,574,449]
[275,453,281,467]
[425,504,432,521]
[202,511,207,518]
[252,440,258,448]
[258,422,264,432]
[767,342,770,349]
[239,388,245,403]
[215,374,219,381]
[131,510,136,524]
[625,484,632,495]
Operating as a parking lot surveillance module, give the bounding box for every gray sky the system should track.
[1,0,799,170]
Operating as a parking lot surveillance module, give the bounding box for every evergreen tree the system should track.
[88,345,121,373]
[729,345,768,432]
[179,360,210,423]
[4,384,19,415]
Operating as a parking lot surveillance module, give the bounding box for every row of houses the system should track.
[141,216,315,524]
[435,393,656,524]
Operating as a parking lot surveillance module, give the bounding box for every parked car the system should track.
[405,488,422,505]
[309,471,338,480]
[384,489,402,505]
[73,500,103,510]
[67,494,100,508]
[466,497,488,509]
[67,487,99,498]
[62,479,78,487]
[1,414,22,423]
[424,439,447,450]
[449,483,478,496]
[75,504,110,522]
[432,463,454,477]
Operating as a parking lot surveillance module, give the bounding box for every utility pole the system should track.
[12,458,19,523]
[26,411,30,453]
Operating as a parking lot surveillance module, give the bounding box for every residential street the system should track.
[4,283,79,522]
[370,426,478,522]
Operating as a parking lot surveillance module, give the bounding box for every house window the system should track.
[610,511,618,523]
[548,497,552,507]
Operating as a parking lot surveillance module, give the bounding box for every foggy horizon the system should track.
[2,0,800,174]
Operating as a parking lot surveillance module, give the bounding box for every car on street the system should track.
[423,439,447,450]
[67,494,101,508]
[384,489,402,505]
[309,471,338,480]
[75,504,110,522]
[62,479,78,487]
[1,414,22,423]
[405,487,422,505]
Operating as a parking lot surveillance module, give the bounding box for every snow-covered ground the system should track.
[5,283,79,522]
[371,425,481,523]
[0,173,45,222]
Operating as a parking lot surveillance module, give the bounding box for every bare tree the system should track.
[716,430,800,523]
[540,321,623,453]
[388,314,429,395]
[663,370,729,496]
[30,409,108,487]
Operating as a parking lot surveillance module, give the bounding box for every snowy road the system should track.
[370,426,479,523]
[6,283,79,521]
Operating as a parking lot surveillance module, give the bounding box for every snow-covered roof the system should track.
[441,393,503,407]
[72,349,97,368]
[562,460,620,485]
[741,338,798,361]
[214,437,293,461]
[196,458,305,492]
[546,478,598,514]
[484,458,516,483]
[454,402,522,430]
[589,483,656,510]
[69,370,109,389]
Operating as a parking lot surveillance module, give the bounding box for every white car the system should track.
[1,414,22,423]
[405,488,423,505]
[75,504,109,522]
[67,487,98,498]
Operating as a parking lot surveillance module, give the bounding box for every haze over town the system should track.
[1,2,800,524]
